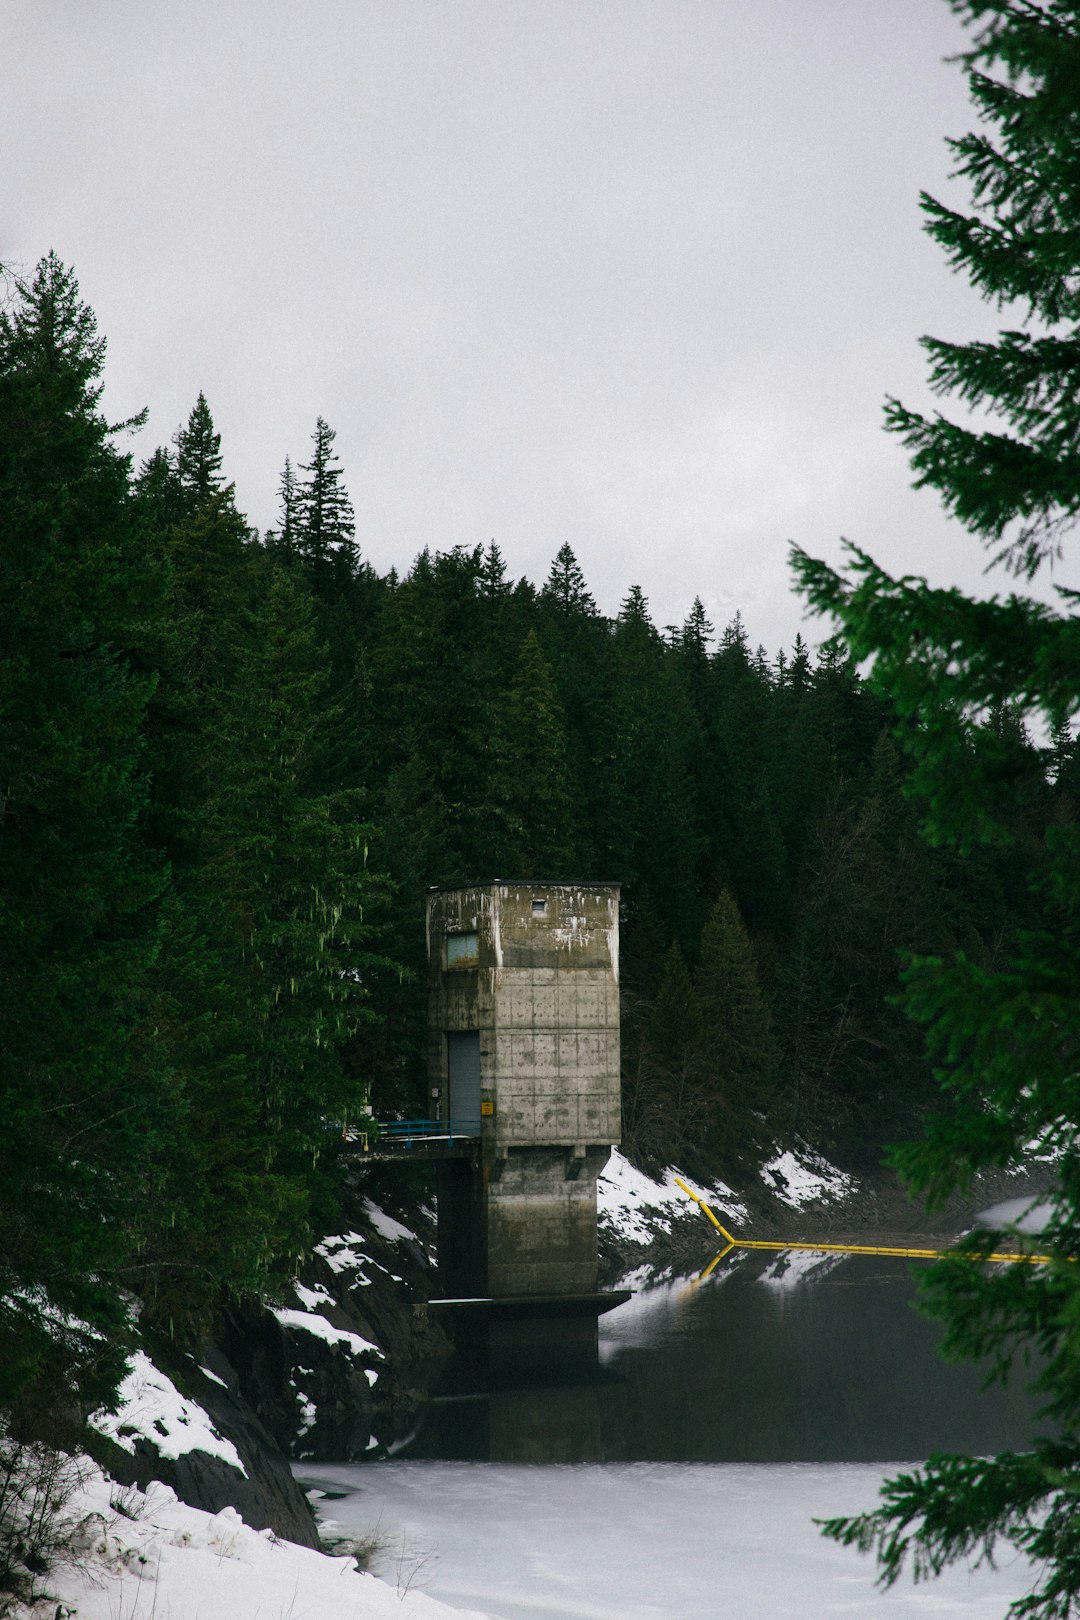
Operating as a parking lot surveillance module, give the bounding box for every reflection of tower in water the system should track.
[411,1313,632,1464]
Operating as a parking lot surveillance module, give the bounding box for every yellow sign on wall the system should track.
[480,1100,494,1117]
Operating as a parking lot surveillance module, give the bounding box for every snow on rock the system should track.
[761,1147,856,1208]
[362,1198,420,1244]
[272,1306,383,1359]
[294,1280,337,1310]
[315,1229,373,1276]
[89,1351,246,1476]
[597,1148,748,1243]
[31,1459,494,1620]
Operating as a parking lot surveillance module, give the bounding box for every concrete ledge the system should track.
[426,1291,632,1320]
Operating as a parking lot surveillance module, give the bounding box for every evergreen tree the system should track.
[623,943,710,1172]
[681,596,714,660]
[296,416,358,587]
[694,891,778,1163]
[502,630,575,875]
[619,583,653,628]
[134,444,186,532]
[542,543,597,616]
[794,4,1080,1608]
[0,255,169,1411]
[478,540,511,599]
[146,561,389,1321]
[267,454,299,557]
[175,390,226,510]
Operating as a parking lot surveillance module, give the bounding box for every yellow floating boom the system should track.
[672,1178,1050,1266]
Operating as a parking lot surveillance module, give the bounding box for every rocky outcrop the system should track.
[84,1336,323,1549]
[216,1171,453,1464]
[79,1170,453,1547]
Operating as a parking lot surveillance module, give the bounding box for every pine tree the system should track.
[145,560,389,1322]
[681,596,714,661]
[175,390,226,510]
[619,583,653,628]
[502,629,575,874]
[542,543,597,616]
[296,416,358,588]
[0,255,169,1411]
[479,540,511,599]
[793,4,1080,1608]
[267,454,300,556]
[623,943,710,1172]
[694,891,778,1164]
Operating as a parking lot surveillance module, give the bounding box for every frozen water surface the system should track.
[302,1458,1037,1619]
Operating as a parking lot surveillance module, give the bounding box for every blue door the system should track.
[447,1031,481,1125]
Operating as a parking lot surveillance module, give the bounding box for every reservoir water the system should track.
[298,1250,1046,1617]
[401,1248,1040,1464]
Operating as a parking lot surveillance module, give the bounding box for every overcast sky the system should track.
[3,0,1041,657]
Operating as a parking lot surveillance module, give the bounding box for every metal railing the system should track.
[343,1117,482,1151]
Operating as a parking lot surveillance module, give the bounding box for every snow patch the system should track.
[36,1459,493,1620]
[294,1280,336,1310]
[597,1148,747,1243]
[761,1147,856,1208]
[89,1351,246,1475]
[315,1230,370,1274]
[272,1308,382,1358]
[363,1198,419,1244]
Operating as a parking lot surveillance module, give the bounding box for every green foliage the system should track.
[695,891,778,1163]
[296,416,359,589]
[0,253,167,1412]
[502,629,575,875]
[793,2,1080,1610]
[11,170,1074,1460]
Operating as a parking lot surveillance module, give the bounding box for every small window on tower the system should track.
[531,899,547,915]
[446,930,479,968]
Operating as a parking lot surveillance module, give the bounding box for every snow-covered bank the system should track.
[596,1144,859,1270]
[10,1459,493,1620]
[597,1149,748,1244]
[302,1459,1038,1620]
[760,1146,857,1207]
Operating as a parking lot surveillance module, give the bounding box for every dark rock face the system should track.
[90,1338,322,1549]
[83,1174,452,1545]
[218,1175,453,1463]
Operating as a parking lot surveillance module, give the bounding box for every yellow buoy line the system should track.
[673,1178,1051,1266]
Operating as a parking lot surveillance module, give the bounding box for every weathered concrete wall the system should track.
[427,882,620,1150]
[486,1145,608,1296]
[426,881,620,1300]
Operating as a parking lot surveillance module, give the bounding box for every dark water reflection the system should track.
[402,1250,1042,1464]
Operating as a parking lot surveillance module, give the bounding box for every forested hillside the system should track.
[1,251,1064,1424]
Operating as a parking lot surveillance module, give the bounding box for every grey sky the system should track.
[3,0,1034,656]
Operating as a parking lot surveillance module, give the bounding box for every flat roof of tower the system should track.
[425,879,621,893]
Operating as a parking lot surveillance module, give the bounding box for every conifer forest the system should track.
[1,237,1067,1432]
[12,0,1080,1613]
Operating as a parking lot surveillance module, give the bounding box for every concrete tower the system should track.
[426,881,620,1301]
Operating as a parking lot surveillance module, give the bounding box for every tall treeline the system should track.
[0,253,1063,1417]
